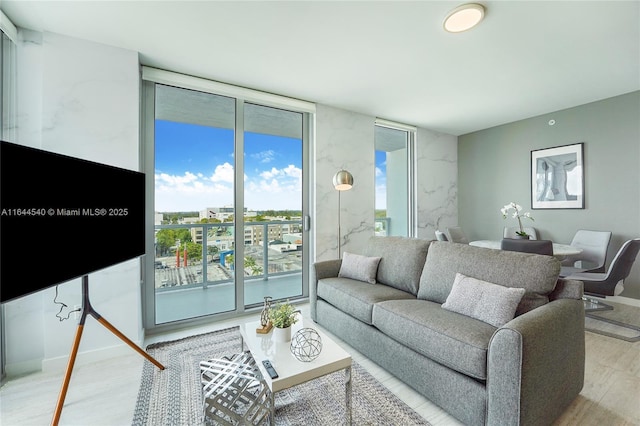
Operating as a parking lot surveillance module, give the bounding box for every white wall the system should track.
[5,31,142,376]
[459,92,640,299]
[415,128,458,239]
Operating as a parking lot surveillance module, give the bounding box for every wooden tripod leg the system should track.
[51,323,84,426]
[50,276,164,426]
[96,317,165,370]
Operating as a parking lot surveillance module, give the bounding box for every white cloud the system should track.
[155,170,234,211]
[260,167,280,180]
[155,163,304,211]
[209,162,234,183]
[251,150,276,164]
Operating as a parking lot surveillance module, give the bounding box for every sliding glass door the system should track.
[243,103,304,305]
[152,84,237,323]
[143,75,310,328]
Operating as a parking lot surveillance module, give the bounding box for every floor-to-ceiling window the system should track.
[0,10,17,386]
[374,120,416,237]
[141,68,312,329]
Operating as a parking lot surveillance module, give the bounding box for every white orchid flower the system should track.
[501,201,534,235]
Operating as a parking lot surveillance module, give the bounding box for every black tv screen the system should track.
[0,140,145,303]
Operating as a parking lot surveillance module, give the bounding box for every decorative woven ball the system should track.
[290,328,322,362]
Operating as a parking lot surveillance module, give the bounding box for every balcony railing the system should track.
[154,220,303,293]
[375,217,390,236]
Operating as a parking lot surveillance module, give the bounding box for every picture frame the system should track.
[531,142,584,209]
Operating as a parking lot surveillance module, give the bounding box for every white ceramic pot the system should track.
[273,326,292,342]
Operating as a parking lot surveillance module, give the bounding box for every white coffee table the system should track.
[239,317,352,425]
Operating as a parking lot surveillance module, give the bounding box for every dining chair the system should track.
[434,230,448,241]
[500,238,553,255]
[564,238,640,341]
[446,227,469,244]
[503,226,538,240]
[559,230,612,277]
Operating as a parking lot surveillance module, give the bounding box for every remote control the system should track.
[262,359,279,379]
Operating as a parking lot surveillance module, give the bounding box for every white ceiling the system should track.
[2,1,639,136]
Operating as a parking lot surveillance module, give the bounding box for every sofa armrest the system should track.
[487,298,585,426]
[549,278,584,301]
[310,259,342,321]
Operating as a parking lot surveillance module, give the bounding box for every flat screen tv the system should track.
[0,140,145,303]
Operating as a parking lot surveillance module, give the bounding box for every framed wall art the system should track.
[531,142,584,209]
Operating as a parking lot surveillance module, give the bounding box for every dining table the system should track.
[468,240,582,259]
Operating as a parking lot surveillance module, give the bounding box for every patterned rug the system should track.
[132,326,432,425]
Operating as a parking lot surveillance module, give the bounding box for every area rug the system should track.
[132,326,432,425]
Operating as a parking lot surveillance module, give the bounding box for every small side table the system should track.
[200,351,271,425]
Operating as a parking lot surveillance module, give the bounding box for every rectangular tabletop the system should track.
[469,239,582,258]
[239,317,352,393]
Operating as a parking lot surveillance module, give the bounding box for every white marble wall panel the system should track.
[415,128,458,240]
[314,104,375,261]
[15,29,42,148]
[5,32,141,374]
[41,32,139,169]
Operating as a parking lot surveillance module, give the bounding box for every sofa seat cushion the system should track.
[418,241,560,315]
[372,299,496,380]
[363,236,431,295]
[317,277,415,325]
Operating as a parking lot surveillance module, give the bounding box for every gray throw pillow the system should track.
[442,273,526,327]
[338,252,382,284]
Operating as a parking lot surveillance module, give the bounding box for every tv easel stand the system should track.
[51,275,165,426]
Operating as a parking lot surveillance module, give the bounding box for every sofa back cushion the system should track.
[363,236,431,295]
[417,241,560,315]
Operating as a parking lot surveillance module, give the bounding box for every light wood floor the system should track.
[1,298,639,426]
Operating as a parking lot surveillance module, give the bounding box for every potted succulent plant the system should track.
[268,299,300,342]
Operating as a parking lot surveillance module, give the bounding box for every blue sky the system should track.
[155,119,387,212]
[155,120,302,212]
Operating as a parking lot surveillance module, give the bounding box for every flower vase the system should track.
[273,326,291,342]
[514,235,530,240]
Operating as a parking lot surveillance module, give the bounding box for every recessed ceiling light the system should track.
[443,3,485,33]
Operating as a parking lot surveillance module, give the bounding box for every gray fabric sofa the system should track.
[311,236,585,426]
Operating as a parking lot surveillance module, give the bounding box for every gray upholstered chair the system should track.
[559,230,612,277]
[500,238,553,255]
[503,226,538,240]
[445,226,469,244]
[564,238,640,341]
[566,238,639,298]
[434,230,448,241]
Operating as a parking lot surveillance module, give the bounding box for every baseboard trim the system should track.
[5,359,42,379]
[41,342,141,373]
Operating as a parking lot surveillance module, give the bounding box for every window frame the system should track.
[374,118,417,238]
[0,9,17,386]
